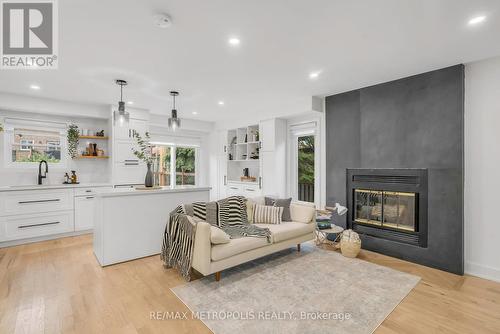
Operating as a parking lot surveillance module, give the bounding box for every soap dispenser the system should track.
[71,170,78,184]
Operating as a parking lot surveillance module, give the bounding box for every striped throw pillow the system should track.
[253,205,283,224]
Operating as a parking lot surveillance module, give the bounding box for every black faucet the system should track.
[38,160,48,185]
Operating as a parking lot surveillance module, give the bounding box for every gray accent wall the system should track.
[325,65,464,274]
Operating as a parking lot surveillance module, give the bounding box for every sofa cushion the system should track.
[254,222,315,243]
[253,204,283,224]
[211,237,270,261]
[265,197,292,221]
[290,202,316,224]
[210,226,231,244]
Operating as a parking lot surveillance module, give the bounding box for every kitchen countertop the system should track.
[0,183,113,192]
[96,186,211,198]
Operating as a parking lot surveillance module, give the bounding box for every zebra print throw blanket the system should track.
[161,196,271,281]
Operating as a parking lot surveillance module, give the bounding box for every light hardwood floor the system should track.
[0,235,499,334]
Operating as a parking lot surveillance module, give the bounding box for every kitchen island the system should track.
[93,186,210,266]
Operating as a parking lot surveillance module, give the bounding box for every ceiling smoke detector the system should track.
[154,13,172,28]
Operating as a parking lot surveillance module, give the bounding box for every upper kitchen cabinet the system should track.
[112,107,150,141]
[259,118,286,152]
[114,118,149,141]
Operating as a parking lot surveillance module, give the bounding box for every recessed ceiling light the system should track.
[228,37,240,46]
[218,101,225,106]
[192,111,198,115]
[127,101,134,105]
[309,72,320,79]
[30,84,40,90]
[468,15,486,26]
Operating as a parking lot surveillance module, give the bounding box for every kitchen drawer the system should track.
[114,163,146,185]
[242,184,261,197]
[226,184,243,196]
[74,186,113,197]
[0,211,74,242]
[0,189,73,216]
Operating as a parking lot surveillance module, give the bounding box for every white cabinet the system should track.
[112,116,149,185]
[0,189,73,216]
[0,211,74,242]
[114,140,140,163]
[225,182,262,197]
[114,118,149,141]
[259,119,276,152]
[114,163,146,185]
[74,196,96,231]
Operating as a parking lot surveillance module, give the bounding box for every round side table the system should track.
[315,224,344,247]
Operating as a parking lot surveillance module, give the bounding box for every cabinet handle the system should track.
[18,221,60,229]
[230,187,238,190]
[259,142,262,149]
[85,196,95,199]
[128,129,131,138]
[224,145,227,153]
[85,190,92,193]
[18,199,60,204]
[259,177,262,189]
[246,188,255,192]
[224,175,227,185]
[124,162,139,166]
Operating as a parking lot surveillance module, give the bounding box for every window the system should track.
[7,124,65,165]
[150,144,197,186]
[152,146,172,186]
[289,120,320,206]
[176,147,196,186]
[20,139,34,151]
[297,135,315,203]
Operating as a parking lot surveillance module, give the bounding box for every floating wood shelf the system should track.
[79,136,109,140]
[76,155,109,159]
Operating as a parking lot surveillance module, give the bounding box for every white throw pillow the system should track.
[253,204,283,224]
[210,226,230,244]
[290,203,316,223]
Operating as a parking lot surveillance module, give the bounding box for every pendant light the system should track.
[114,79,130,127]
[168,91,181,130]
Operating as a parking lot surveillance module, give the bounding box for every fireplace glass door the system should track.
[354,189,416,232]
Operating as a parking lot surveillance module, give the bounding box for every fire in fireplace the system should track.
[347,169,428,247]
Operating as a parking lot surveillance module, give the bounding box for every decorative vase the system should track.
[145,163,153,187]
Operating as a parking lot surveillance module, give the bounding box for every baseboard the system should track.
[465,261,500,283]
[0,230,93,248]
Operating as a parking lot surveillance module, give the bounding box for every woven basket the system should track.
[340,239,361,258]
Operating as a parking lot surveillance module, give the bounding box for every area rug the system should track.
[171,243,420,334]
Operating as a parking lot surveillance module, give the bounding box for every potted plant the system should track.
[132,131,155,187]
[67,124,79,159]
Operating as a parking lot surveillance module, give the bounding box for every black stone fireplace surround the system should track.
[325,65,464,274]
[346,168,428,248]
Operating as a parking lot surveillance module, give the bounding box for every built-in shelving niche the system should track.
[226,124,260,184]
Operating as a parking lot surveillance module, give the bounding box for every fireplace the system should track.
[347,169,428,247]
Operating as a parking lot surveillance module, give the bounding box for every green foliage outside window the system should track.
[298,136,314,184]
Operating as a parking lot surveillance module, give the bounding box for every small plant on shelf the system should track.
[67,123,79,159]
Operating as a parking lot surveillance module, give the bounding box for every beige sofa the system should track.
[192,198,316,281]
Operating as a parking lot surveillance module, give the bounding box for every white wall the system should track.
[465,56,500,282]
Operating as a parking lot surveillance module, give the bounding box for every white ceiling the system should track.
[1,0,500,123]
